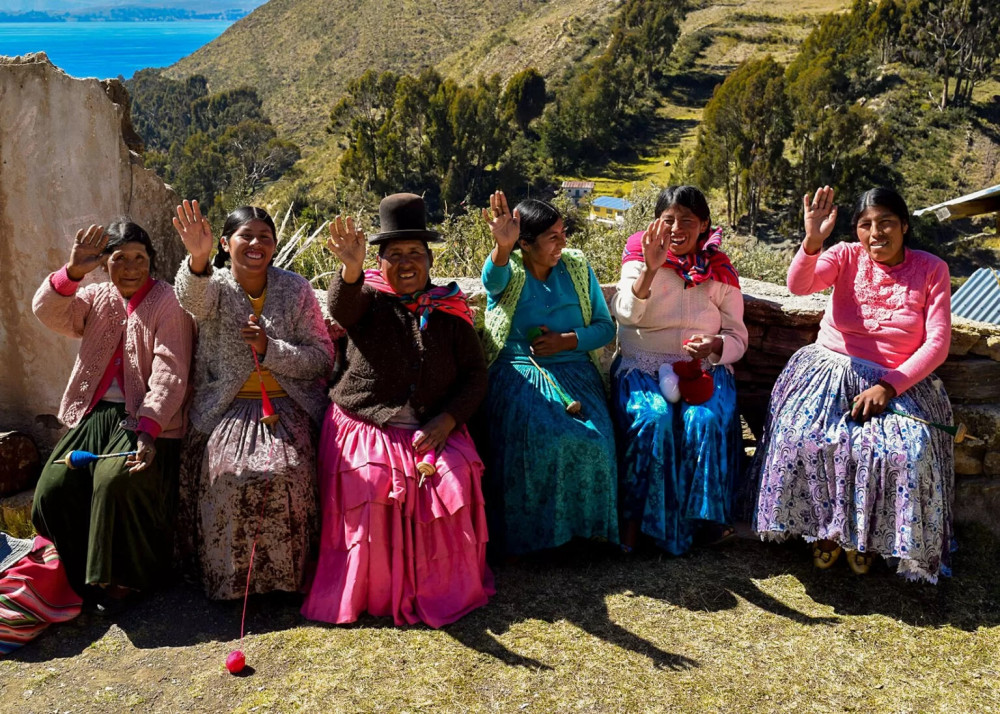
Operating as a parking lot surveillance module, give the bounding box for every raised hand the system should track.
[482,191,520,262]
[327,215,367,283]
[173,199,214,273]
[642,218,670,271]
[66,224,109,280]
[803,186,838,252]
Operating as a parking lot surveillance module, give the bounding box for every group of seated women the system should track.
[26,181,956,630]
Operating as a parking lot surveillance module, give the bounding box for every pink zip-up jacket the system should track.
[32,267,195,439]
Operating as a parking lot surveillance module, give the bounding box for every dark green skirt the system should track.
[31,401,180,594]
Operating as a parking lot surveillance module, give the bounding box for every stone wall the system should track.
[0,54,182,448]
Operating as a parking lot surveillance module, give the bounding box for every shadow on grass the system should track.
[8,585,306,664]
[11,525,998,669]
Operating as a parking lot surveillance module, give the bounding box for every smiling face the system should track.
[856,206,907,266]
[106,241,151,299]
[224,219,276,275]
[379,239,431,294]
[659,203,709,258]
[519,218,567,270]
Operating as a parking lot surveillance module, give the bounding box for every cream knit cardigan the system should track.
[612,260,749,367]
[174,260,335,433]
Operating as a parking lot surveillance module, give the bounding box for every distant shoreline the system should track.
[0,11,247,23]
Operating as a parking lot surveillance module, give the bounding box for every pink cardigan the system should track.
[32,267,195,439]
[787,242,951,395]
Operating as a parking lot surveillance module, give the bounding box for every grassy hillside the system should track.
[167,0,618,145]
[582,0,849,197]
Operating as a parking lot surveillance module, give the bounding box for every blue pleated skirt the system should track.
[612,359,741,555]
[485,358,619,556]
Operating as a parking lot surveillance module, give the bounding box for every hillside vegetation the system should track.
[166,0,617,144]
[137,0,1000,284]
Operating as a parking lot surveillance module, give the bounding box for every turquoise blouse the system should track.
[481,254,615,366]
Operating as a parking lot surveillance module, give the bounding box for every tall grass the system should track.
[270,186,792,289]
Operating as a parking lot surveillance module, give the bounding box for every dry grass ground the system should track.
[2,528,998,713]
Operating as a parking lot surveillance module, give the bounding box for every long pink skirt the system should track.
[302,404,494,628]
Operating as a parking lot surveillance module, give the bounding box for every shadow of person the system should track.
[783,523,1000,630]
[703,522,1000,632]
[442,549,699,671]
[8,583,309,662]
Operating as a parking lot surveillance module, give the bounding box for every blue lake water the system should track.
[0,21,233,79]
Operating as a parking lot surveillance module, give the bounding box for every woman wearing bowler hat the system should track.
[302,193,494,628]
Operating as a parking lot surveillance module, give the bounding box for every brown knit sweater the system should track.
[328,272,487,428]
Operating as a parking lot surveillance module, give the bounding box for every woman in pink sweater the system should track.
[754,187,953,582]
[31,220,194,603]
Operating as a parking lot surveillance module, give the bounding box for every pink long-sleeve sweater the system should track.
[32,267,195,439]
[787,242,951,395]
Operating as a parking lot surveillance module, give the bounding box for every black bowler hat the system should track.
[368,193,442,245]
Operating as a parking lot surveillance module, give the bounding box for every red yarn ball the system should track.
[672,360,715,405]
[226,649,246,674]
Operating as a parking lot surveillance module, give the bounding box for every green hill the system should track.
[166,0,617,145]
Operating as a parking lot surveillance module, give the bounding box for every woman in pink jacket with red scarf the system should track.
[31,220,194,604]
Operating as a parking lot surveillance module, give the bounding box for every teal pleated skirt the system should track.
[612,361,741,555]
[485,359,618,556]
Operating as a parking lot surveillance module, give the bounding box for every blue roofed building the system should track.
[590,195,632,224]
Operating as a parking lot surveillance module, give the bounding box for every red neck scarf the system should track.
[622,227,740,289]
[364,270,474,330]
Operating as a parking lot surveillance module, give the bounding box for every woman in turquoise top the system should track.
[480,191,618,556]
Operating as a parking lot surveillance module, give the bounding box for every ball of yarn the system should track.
[226,649,246,674]
[657,364,681,403]
[672,359,714,405]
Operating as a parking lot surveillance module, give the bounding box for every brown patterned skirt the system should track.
[178,397,318,600]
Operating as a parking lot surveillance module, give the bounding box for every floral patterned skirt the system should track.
[754,344,954,583]
[485,359,618,556]
[612,360,741,555]
[180,397,318,600]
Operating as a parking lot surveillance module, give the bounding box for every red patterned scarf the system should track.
[364,270,474,330]
[622,226,740,289]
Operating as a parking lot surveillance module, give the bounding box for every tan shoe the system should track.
[845,550,874,575]
[812,541,843,569]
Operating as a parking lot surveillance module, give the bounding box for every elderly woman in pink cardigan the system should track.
[754,187,953,582]
[31,220,194,604]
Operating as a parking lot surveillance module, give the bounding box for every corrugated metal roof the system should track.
[914,184,1000,220]
[952,267,1000,325]
[592,196,633,211]
[561,180,595,189]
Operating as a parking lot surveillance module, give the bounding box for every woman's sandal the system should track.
[845,550,874,575]
[812,542,843,569]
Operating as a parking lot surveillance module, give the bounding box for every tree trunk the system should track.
[940,72,950,110]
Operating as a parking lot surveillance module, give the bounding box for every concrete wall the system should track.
[0,54,181,448]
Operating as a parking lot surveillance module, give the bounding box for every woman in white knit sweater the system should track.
[611,185,748,555]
